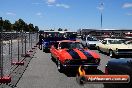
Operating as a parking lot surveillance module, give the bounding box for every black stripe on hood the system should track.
[79,49,94,59]
[66,49,81,60]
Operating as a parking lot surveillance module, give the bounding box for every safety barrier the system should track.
[0,31,38,84]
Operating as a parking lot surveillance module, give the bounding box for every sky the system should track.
[0,0,132,31]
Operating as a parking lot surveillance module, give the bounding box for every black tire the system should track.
[51,55,56,62]
[76,74,87,85]
[109,50,115,58]
[85,43,88,47]
[97,46,101,52]
[57,61,64,73]
[43,48,45,52]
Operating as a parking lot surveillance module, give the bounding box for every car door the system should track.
[99,40,108,52]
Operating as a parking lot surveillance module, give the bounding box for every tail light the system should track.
[105,65,108,74]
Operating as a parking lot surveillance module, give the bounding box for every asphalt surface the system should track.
[14,48,111,88]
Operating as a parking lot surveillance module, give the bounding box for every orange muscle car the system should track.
[50,40,100,72]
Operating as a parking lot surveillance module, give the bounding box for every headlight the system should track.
[64,59,71,64]
[95,59,100,64]
[116,48,118,53]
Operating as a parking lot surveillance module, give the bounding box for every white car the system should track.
[81,35,100,49]
[96,38,132,57]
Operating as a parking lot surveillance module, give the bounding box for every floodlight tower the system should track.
[99,0,104,29]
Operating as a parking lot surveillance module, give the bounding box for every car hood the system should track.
[58,48,100,60]
[109,44,132,49]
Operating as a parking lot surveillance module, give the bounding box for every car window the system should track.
[87,37,97,41]
[53,42,59,49]
[102,40,107,44]
[108,40,125,44]
[60,42,83,49]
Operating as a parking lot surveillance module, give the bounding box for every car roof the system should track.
[104,38,124,40]
[57,40,80,43]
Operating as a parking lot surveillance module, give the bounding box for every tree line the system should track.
[0,17,39,32]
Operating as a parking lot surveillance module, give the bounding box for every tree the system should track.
[58,28,63,31]
[28,23,34,32]
[13,19,27,31]
[64,29,68,31]
[34,26,39,32]
[3,20,12,31]
[50,29,54,31]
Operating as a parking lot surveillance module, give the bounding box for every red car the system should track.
[50,40,100,73]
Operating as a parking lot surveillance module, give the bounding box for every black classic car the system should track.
[104,58,132,88]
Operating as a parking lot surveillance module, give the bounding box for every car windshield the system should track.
[108,40,125,44]
[44,37,68,42]
[87,37,97,41]
[60,42,83,49]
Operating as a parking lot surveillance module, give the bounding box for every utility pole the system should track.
[99,0,104,29]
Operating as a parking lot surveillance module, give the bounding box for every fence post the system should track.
[0,19,3,78]
[10,32,13,66]
[21,31,24,56]
[31,32,33,49]
[17,31,20,62]
[25,32,27,55]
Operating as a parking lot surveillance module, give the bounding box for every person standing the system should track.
[39,33,44,50]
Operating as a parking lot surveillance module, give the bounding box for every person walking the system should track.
[39,33,44,50]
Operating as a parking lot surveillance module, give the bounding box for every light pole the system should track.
[99,1,104,29]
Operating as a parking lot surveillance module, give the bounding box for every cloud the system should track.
[6,12,16,16]
[36,12,43,17]
[32,3,42,5]
[47,4,54,7]
[123,3,132,8]
[47,0,56,4]
[56,4,70,8]
[36,12,42,16]
[126,13,132,16]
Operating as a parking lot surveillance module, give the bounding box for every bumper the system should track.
[87,44,97,48]
[63,64,99,67]
[43,45,50,50]
[115,52,132,56]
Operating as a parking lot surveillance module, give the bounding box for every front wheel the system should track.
[97,46,101,52]
[109,50,115,57]
[57,61,64,73]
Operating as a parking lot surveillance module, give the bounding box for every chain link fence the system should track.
[0,31,38,83]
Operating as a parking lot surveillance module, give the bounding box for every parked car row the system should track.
[41,35,132,87]
[81,35,132,58]
[80,35,132,87]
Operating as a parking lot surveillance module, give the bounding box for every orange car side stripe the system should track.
[73,49,87,60]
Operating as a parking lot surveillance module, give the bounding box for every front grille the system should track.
[118,49,132,52]
[64,59,100,65]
